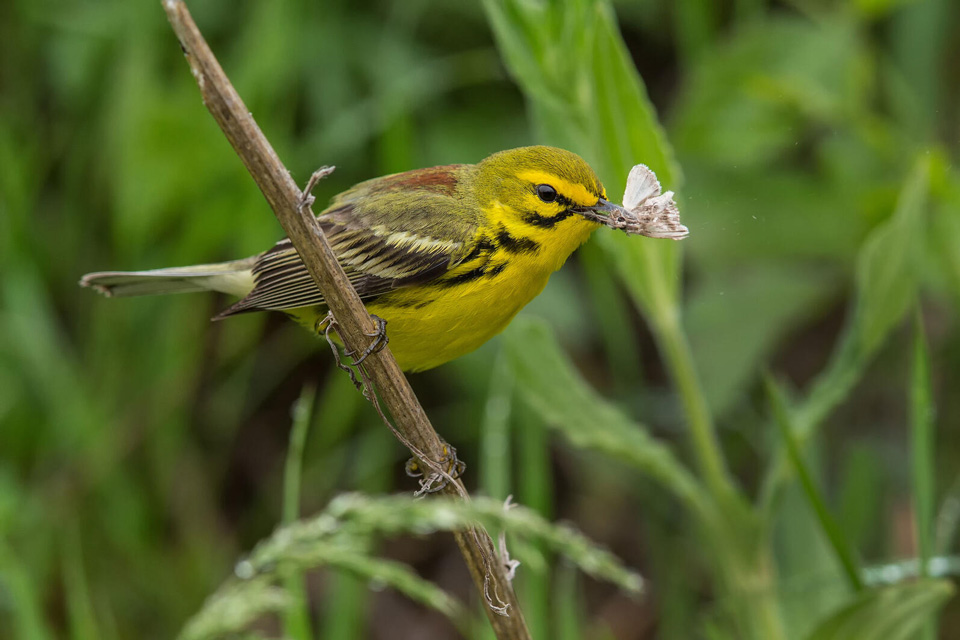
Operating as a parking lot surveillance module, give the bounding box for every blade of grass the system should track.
[935,475,960,555]
[910,311,935,572]
[281,385,316,640]
[63,525,102,640]
[282,386,316,525]
[518,402,552,640]
[554,564,585,640]
[765,375,864,592]
[0,537,55,640]
[909,310,936,639]
[479,353,514,501]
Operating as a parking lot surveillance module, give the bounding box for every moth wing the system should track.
[635,191,689,240]
[622,164,661,211]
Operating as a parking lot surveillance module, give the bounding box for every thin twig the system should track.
[160,1,529,636]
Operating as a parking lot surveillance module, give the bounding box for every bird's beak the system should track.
[573,198,631,227]
[573,197,690,240]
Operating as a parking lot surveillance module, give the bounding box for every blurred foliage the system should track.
[2,0,960,638]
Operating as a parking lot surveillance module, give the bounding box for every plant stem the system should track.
[714,538,789,640]
[282,386,315,640]
[655,313,735,503]
[160,2,529,636]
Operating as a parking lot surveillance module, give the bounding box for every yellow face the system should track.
[474,146,610,230]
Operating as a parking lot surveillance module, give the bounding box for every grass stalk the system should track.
[281,385,316,640]
[653,314,735,505]
[160,2,530,634]
[518,404,553,640]
[765,375,864,592]
[480,353,514,502]
[910,310,937,640]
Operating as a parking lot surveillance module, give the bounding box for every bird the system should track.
[81,145,655,372]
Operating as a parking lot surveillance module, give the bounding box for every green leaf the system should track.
[485,0,736,504]
[503,318,712,523]
[804,580,954,640]
[586,3,680,186]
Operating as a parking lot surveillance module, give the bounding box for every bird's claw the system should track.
[344,315,389,366]
[406,441,466,496]
[315,311,362,391]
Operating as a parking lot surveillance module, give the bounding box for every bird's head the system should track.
[472,146,627,232]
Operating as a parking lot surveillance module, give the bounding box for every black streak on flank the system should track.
[522,209,574,228]
[379,296,438,310]
[496,225,540,255]
[462,235,496,263]
[437,262,507,288]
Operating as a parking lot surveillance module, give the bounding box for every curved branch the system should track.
[160,2,529,636]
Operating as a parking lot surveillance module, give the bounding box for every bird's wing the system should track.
[217,166,481,317]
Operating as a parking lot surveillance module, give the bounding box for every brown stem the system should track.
[160,1,529,637]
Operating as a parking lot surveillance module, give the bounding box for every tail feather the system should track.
[80,259,256,299]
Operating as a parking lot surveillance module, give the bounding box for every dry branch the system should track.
[160,1,530,637]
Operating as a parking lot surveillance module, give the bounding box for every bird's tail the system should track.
[80,258,257,299]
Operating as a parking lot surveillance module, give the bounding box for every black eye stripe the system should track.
[522,209,574,228]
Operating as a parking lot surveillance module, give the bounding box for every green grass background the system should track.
[2,0,960,638]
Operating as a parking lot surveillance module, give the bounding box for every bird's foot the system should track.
[315,311,362,391]
[344,314,389,366]
[406,440,466,496]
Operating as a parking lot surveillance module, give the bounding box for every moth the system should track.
[606,164,689,240]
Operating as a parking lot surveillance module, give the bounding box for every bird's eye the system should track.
[536,184,558,203]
